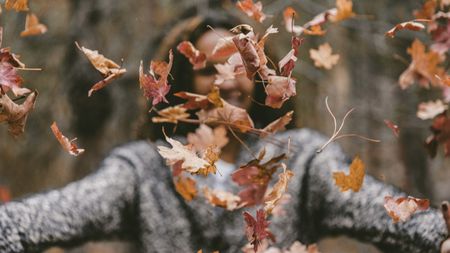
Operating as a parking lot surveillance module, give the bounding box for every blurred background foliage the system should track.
[0,0,448,252]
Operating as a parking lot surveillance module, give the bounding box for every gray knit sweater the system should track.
[0,129,447,253]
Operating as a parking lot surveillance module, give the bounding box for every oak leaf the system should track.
[50,121,85,156]
[139,50,173,106]
[236,0,266,23]
[384,195,429,222]
[177,41,207,70]
[309,43,340,70]
[20,13,47,37]
[75,42,126,97]
[0,91,37,137]
[333,155,365,192]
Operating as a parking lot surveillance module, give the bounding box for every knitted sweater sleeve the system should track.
[0,141,148,253]
[292,130,448,253]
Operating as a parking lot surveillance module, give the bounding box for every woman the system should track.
[0,9,448,253]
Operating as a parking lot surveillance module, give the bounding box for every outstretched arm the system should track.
[298,132,447,253]
[0,142,145,253]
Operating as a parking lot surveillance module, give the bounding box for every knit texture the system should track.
[0,129,447,253]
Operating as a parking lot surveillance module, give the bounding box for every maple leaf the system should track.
[203,186,242,210]
[303,25,327,36]
[50,122,85,156]
[0,91,37,137]
[329,0,356,22]
[75,42,127,97]
[232,150,286,206]
[195,97,254,133]
[384,195,429,223]
[187,124,229,154]
[398,39,445,89]
[233,33,260,80]
[417,100,448,120]
[139,50,173,106]
[384,119,400,138]
[175,91,211,110]
[264,164,294,215]
[157,135,216,175]
[425,112,450,157]
[385,20,427,38]
[236,0,266,23]
[243,209,275,252]
[174,176,197,202]
[309,43,340,70]
[152,104,190,124]
[264,76,297,109]
[4,0,28,11]
[414,0,437,20]
[20,13,48,37]
[260,111,293,137]
[176,41,207,70]
[333,155,365,192]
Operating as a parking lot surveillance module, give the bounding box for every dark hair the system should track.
[138,7,297,141]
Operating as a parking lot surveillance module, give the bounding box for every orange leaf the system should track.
[309,43,340,70]
[175,176,197,202]
[187,124,229,154]
[5,0,28,11]
[236,0,267,23]
[75,42,126,97]
[260,111,293,137]
[152,105,190,124]
[384,195,429,222]
[203,186,242,210]
[20,13,47,37]
[330,0,356,22]
[385,20,427,38]
[0,91,37,137]
[51,122,85,156]
[333,155,365,192]
[177,41,207,70]
[264,164,294,215]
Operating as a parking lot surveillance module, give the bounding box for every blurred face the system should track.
[194,29,254,110]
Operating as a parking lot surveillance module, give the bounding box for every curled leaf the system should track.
[20,13,47,37]
[233,33,260,80]
[329,0,356,22]
[385,20,427,38]
[175,176,197,201]
[384,119,400,137]
[0,91,37,137]
[261,111,293,137]
[203,186,242,210]
[265,76,296,109]
[264,164,294,215]
[177,41,207,70]
[50,122,85,156]
[384,195,429,222]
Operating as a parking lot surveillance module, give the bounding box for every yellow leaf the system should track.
[333,156,365,192]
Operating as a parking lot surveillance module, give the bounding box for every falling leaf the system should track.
[50,121,85,156]
[0,185,11,203]
[207,85,223,108]
[260,111,293,137]
[243,209,275,252]
[232,150,286,206]
[177,41,207,70]
[0,91,37,137]
[384,195,429,222]
[264,164,294,215]
[4,0,28,11]
[265,76,296,109]
[211,36,237,60]
[417,100,448,120]
[0,62,27,96]
[187,124,229,154]
[384,119,400,137]
[309,43,340,70]
[303,25,327,36]
[175,91,211,110]
[203,187,242,210]
[283,7,305,35]
[233,33,260,80]
[152,105,190,124]
[157,135,216,175]
[236,0,266,23]
[271,194,291,218]
[414,0,437,20]
[214,63,237,85]
[399,39,444,89]
[385,20,428,38]
[20,13,47,37]
[139,50,173,106]
[425,112,450,157]
[75,42,126,97]
[329,0,356,22]
[333,155,365,192]
[174,176,197,201]
[279,37,303,77]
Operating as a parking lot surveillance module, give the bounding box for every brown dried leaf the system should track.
[309,43,340,70]
[207,85,223,108]
[5,0,28,11]
[329,0,356,22]
[264,164,294,215]
[177,41,207,70]
[211,36,237,60]
[0,91,37,137]
[20,13,47,37]
[152,105,190,124]
[203,186,242,210]
[417,100,448,120]
[265,76,296,109]
[187,124,229,154]
[385,20,427,38]
[233,33,260,80]
[384,195,430,222]
[175,176,197,202]
[261,111,293,137]
[414,0,437,20]
[236,0,267,23]
[333,155,365,192]
[50,121,85,156]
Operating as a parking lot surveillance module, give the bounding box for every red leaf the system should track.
[243,209,275,252]
[384,119,400,137]
[236,0,267,23]
[232,34,260,80]
[264,76,296,109]
[139,50,173,106]
[51,122,85,156]
[176,41,207,70]
[279,37,304,77]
